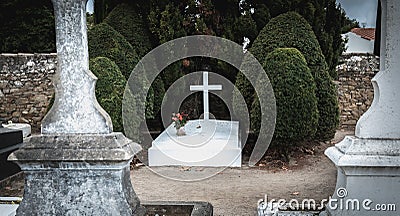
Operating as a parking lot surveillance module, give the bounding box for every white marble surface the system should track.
[355,0,400,139]
[149,119,241,167]
[2,123,31,138]
[190,72,222,120]
[0,197,22,216]
[41,0,112,134]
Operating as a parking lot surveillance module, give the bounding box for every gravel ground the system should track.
[0,130,354,216]
[132,130,353,216]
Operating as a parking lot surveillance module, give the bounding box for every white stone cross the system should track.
[190,72,222,120]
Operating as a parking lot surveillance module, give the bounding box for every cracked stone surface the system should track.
[41,0,112,134]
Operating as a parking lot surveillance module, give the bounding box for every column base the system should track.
[8,133,145,216]
[324,136,400,216]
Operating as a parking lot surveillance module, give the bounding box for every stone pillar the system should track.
[42,0,112,134]
[324,0,400,215]
[8,0,145,215]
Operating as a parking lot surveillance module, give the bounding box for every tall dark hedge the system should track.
[88,22,139,80]
[250,12,339,140]
[105,3,166,118]
[0,0,55,53]
[88,22,155,119]
[89,57,126,132]
[251,48,318,144]
[104,3,153,58]
[151,76,166,116]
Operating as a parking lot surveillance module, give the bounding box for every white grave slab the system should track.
[2,123,31,138]
[0,197,22,216]
[148,119,241,167]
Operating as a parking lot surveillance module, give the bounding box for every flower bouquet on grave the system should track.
[172,112,189,136]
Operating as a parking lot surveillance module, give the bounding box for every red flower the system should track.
[172,112,189,129]
[182,59,190,67]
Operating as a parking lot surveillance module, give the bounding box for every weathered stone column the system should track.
[8,0,144,215]
[324,0,400,215]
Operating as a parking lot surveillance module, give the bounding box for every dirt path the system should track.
[0,130,353,215]
[132,131,353,216]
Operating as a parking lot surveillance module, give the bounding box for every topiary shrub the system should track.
[104,3,153,58]
[88,22,139,80]
[104,4,167,118]
[89,57,126,132]
[88,22,156,119]
[250,12,339,140]
[251,48,318,144]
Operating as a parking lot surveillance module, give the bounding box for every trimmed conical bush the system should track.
[249,12,339,140]
[89,57,126,132]
[251,48,319,144]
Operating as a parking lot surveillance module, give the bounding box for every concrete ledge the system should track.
[8,133,142,162]
[325,136,400,216]
[325,136,400,167]
[142,201,213,216]
[2,123,31,139]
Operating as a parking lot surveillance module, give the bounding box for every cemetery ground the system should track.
[0,130,352,215]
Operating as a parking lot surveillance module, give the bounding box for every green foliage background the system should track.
[0,0,358,148]
[241,12,339,141]
[251,48,318,144]
[104,3,153,58]
[105,3,166,118]
[0,0,55,53]
[87,22,139,80]
[87,22,155,121]
[89,57,126,132]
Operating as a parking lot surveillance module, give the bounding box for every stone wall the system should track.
[336,53,380,129]
[0,53,56,133]
[0,52,381,133]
